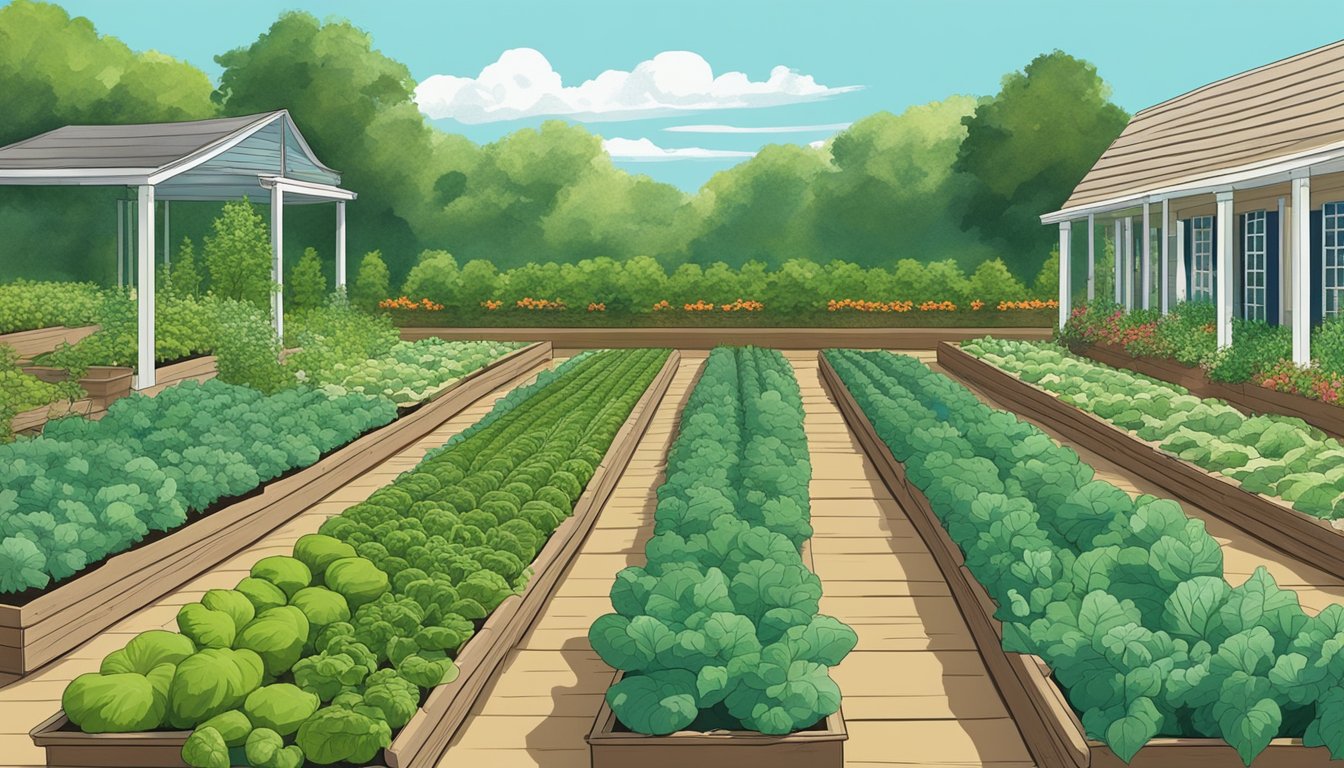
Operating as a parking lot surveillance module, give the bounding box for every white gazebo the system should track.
[0,110,355,388]
[1043,40,1344,367]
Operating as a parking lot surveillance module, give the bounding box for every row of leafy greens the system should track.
[964,337,1344,519]
[826,348,1344,765]
[590,346,857,735]
[62,347,669,768]
[0,379,396,593]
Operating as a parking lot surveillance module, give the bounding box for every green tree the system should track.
[954,51,1129,280]
[1034,246,1060,300]
[289,246,327,311]
[401,250,459,304]
[456,259,499,307]
[204,199,272,307]
[350,251,389,311]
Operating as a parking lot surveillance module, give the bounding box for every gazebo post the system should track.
[271,184,285,341]
[335,200,347,289]
[162,200,171,267]
[136,185,157,389]
[116,199,124,288]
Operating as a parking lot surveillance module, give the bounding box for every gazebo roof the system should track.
[0,110,352,203]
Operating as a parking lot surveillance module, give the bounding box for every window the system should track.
[1243,211,1266,321]
[1192,215,1214,301]
[1326,202,1344,318]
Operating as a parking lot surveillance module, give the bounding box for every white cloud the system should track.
[602,137,757,162]
[415,48,861,124]
[808,139,828,148]
[666,122,852,134]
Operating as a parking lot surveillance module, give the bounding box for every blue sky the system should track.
[41,0,1344,190]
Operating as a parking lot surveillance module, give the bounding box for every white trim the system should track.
[1059,221,1072,328]
[1114,219,1123,304]
[1123,216,1134,310]
[1160,198,1171,314]
[116,199,125,289]
[1243,210,1268,322]
[1141,201,1152,309]
[1041,138,1344,224]
[0,168,153,185]
[260,176,357,201]
[1216,191,1235,349]
[335,201,347,289]
[136,185,156,390]
[1086,213,1095,301]
[271,185,285,341]
[1176,219,1188,302]
[1292,177,1312,365]
[146,111,338,186]
[162,200,170,267]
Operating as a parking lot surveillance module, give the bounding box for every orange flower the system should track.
[480,299,502,310]
[587,302,606,312]
[381,296,443,311]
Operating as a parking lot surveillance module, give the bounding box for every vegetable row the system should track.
[590,347,856,735]
[827,348,1344,765]
[62,347,670,768]
[964,338,1344,520]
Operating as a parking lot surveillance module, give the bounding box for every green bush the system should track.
[204,199,272,308]
[0,280,104,333]
[350,252,390,312]
[288,247,328,312]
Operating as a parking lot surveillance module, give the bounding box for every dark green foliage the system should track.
[288,247,328,312]
[350,252,390,313]
[827,348,1344,764]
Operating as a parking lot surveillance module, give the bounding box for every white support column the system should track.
[1086,213,1095,301]
[1216,191,1235,349]
[136,185,156,390]
[271,185,285,341]
[1114,219,1123,304]
[162,201,171,266]
[1123,216,1135,310]
[116,199,125,288]
[335,200,347,289]
[1058,221,1072,328]
[1292,175,1312,365]
[1161,198,1171,314]
[1176,220,1188,302]
[1278,196,1288,326]
[1142,202,1152,309]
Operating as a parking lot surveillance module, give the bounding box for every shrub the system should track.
[288,247,327,312]
[204,199,272,308]
[166,238,203,299]
[350,251,390,312]
[0,280,105,333]
[400,250,459,307]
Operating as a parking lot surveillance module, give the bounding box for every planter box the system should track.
[822,351,1339,768]
[2,342,552,682]
[0,324,98,361]
[24,364,134,410]
[11,399,94,434]
[585,543,847,768]
[29,347,677,768]
[401,326,1053,349]
[1070,342,1344,441]
[586,688,846,768]
[941,341,1344,577]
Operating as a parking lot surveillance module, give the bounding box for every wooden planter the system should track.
[29,347,677,768]
[0,324,98,361]
[821,351,1339,768]
[2,342,552,683]
[24,364,134,409]
[940,341,1344,577]
[1070,342,1344,441]
[586,542,846,768]
[10,399,95,434]
[586,687,847,768]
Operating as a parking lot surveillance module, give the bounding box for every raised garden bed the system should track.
[24,364,132,409]
[939,341,1344,577]
[586,541,847,768]
[821,350,1339,768]
[28,346,678,768]
[587,687,846,768]
[11,398,95,434]
[401,326,1052,349]
[0,341,552,682]
[1070,342,1344,441]
[0,324,98,361]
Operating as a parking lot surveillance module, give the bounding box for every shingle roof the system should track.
[1063,39,1344,211]
[0,113,279,170]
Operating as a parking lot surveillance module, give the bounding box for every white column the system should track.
[1176,220,1188,302]
[1278,196,1288,326]
[1292,175,1312,365]
[271,185,285,341]
[1118,215,1128,310]
[136,185,156,390]
[1114,219,1123,304]
[335,200,347,289]
[1216,191,1235,349]
[1086,213,1095,301]
[1058,221,1072,328]
[1160,198,1171,314]
[1141,202,1152,309]
[162,201,171,266]
[116,199,125,288]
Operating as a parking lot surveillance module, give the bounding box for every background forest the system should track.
[0,1,1127,289]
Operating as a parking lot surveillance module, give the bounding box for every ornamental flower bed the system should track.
[378,297,444,312]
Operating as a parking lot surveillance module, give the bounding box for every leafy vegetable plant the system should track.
[828,348,1344,764]
[591,347,856,735]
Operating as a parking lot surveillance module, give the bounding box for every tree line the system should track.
[0,1,1128,287]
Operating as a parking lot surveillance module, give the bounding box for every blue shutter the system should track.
[1266,212,1281,325]
[1312,209,1324,326]
[1183,219,1193,302]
